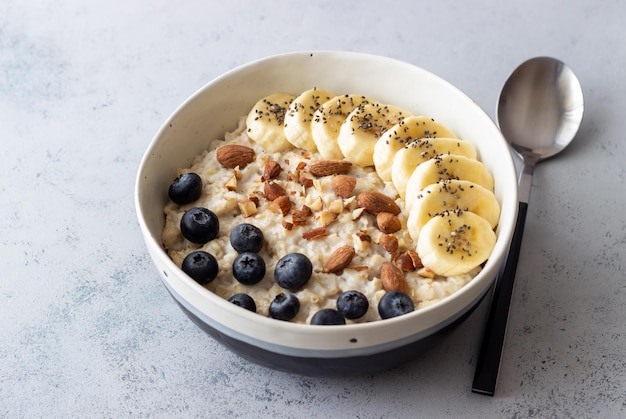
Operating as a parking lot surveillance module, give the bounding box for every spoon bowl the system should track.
[473,56,584,396]
[498,57,584,165]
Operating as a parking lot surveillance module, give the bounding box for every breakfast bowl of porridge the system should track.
[135,51,518,375]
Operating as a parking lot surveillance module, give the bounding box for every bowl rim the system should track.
[135,50,518,348]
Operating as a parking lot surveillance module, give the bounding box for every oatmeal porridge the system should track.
[161,89,499,325]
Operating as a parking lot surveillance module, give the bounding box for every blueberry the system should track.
[230,223,264,253]
[232,252,266,285]
[169,172,202,204]
[378,290,415,319]
[180,207,219,244]
[273,253,312,290]
[269,293,300,321]
[310,308,346,325]
[336,290,369,319]
[181,251,218,285]
[228,293,257,312]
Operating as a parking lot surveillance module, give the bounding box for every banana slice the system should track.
[246,92,296,152]
[407,179,500,241]
[337,103,411,167]
[391,138,477,199]
[311,94,374,160]
[405,154,494,211]
[417,210,497,276]
[284,88,335,152]
[373,115,458,182]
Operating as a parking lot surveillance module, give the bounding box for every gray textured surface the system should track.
[1,1,624,418]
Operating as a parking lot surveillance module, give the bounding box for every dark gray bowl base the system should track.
[174,297,483,376]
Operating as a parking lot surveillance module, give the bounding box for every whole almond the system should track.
[323,245,356,273]
[309,160,353,177]
[376,212,402,233]
[216,144,255,168]
[263,180,286,201]
[381,262,408,293]
[332,175,357,198]
[262,159,282,180]
[356,191,401,215]
[379,234,399,253]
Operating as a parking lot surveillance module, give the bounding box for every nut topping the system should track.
[381,262,408,293]
[407,250,423,270]
[302,226,327,240]
[298,172,314,188]
[216,144,256,168]
[356,231,372,242]
[318,211,336,226]
[356,191,401,215]
[238,200,257,218]
[291,206,312,225]
[331,175,357,198]
[379,234,399,253]
[224,175,238,191]
[323,245,356,274]
[395,250,423,271]
[376,212,401,233]
[262,159,282,180]
[263,180,286,201]
[309,160,353,177]
[272,195,291,216]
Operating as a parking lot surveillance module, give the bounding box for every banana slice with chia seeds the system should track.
[246,92,296,152]
[417,210,497,276]
[405,154,494,212]
[407,179,500,242]
[311,94,374,160]
[391,138,477,199]
[337,102,411,167]
[373,115,458,182]
[284,88,335,152]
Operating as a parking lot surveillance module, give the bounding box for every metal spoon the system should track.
[472,57,584,396]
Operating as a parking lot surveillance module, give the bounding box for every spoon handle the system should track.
[472,200,528,396]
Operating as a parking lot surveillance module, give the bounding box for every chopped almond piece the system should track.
[356,231,371,242]
[262,159,282,181]
[302,226,327,240]
[318,211,336,226]
[238,200,257,218]
[328,199,344,214]
[264,180,286,201]
[272,196,291,216]
[282,219,294,230]
[225,175,237,191]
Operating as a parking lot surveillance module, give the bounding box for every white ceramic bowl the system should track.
[135,51,518,375]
